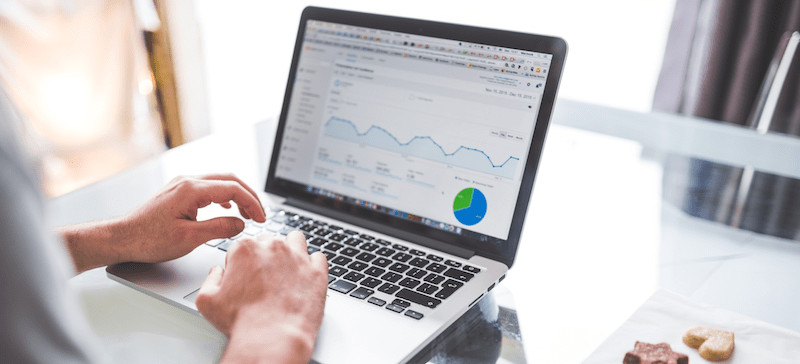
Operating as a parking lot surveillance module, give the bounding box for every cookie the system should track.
[682,326,735,361]
[623,341,688,364]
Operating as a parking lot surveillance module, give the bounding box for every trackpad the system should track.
[184,288,201,303]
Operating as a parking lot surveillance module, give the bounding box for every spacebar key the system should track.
[396,289,441,309]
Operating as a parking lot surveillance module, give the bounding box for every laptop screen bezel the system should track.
[265,6,567,268]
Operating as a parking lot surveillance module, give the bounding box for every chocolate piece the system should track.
[623,341,688,364]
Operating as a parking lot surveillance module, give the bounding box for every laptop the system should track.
[108,6,566,363]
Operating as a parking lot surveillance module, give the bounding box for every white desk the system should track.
[53,99,800,363]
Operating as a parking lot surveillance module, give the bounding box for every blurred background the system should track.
[2,0,799,238]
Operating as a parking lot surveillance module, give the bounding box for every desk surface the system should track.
[54,100,800,363]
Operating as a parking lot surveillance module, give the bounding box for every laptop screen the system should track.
[268,10,564,264]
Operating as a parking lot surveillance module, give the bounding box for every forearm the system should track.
[58,218,130,274]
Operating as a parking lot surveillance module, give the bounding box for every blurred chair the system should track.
[655,0,800,241]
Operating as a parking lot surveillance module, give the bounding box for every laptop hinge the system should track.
[283,198,476,260]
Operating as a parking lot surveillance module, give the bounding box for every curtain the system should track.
[654,0,800,240]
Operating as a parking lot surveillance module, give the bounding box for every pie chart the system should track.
[452,188,487,226]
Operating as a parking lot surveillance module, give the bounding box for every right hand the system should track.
[195,231,328,363]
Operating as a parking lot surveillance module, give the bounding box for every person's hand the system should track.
[116,174,267,264]
[60,174,267,273]
[196,231,328,363]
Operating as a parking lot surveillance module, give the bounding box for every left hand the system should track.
[118,174,267,263]
[61,174,267,272]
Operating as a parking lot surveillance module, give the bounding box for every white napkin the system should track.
[583,289,800,363]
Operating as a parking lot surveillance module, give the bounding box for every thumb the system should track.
[196,265,224,306]
[191,217,245,243]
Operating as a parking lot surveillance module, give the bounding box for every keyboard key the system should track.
[444,260,462,268]
[355,252,376,263]
[361,277,382,288]
[392,253,412,263]
[339,247,360,257]
[434,286,458,300]
[307,246,320,254]
[385,304,404,313]
[407,268,426,279]
[404,310,424,320]
[375,247,396,257]
[343,272,365,283]
[464,265,482,274]
[388,262,410,274]
[398,277,421,289]
[392,244,409,251]
[426,254,444,262]
[423,273,445,285]
[343,229,359,236]
[374,238,391,246]
[392,299,411,308]
[378,283,400,295]
[381,272,403,283]
[350,287,374,300]
[322,251,336,261]
[328,275,336,284]
[343,237,362,247]
[324,242,344,251]
[416,283,438,295]
[372,257,392,268]
[359,234,375,241]
[328,233,347,242]
[329,279,356,294]
[329,266,348,277]
[367,297,386,306]
[364,266,385,277]
[409,249,426,256]
[347,261,368,272]
[396,289,441,309]
[327,224,342,232]
[426,263,447,273]
[217,240,235,251]
[443,268,474,282]
[408,257,430,268]
[442,279,464,290]
[205,238,225,247]
[331,256,352,266]
[308,237,327,246]
[313,228,333,237]
[360,242,379,252]
[271,214,289,223]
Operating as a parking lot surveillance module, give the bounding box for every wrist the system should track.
[223,306,316,364]
[58,216,130,273]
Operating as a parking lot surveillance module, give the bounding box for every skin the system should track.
[58,174,328,363]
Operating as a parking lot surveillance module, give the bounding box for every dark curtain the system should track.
[654,0,800,240]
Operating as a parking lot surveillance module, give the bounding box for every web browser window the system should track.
[275,20,552,240]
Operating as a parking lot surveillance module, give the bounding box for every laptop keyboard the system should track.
[206,209,482,320]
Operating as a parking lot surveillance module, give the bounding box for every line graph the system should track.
[323,116,519,178]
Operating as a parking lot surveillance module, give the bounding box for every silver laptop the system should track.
[108,6,566,363]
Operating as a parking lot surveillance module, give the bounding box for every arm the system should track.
[58,174,267,273]
[196,231,329,364]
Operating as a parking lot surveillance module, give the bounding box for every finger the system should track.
[189,180,266,223]
[310,252,329,288]
[197,265,224,298]
[198,174,266,221]
[187,217,245,244]
[284,230,309,256]
[219,202,232,209]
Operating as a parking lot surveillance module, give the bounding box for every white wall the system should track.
[195,0,676,132]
